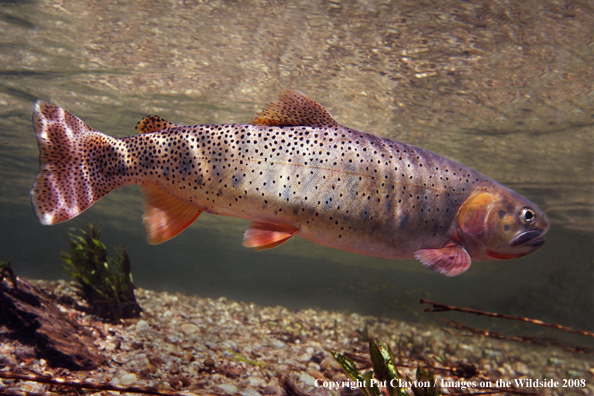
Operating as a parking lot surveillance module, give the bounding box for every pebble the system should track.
[268,339,286,349]
[298,372,317,387]
[135,320,149,332]
[218,383,239,394]
[248,377,267,388]
[119,373,137,386]
[180,323,200,336]
[513,361,530,376]
[239,387,261,396]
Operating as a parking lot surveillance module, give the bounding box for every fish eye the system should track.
[519,207,536,224]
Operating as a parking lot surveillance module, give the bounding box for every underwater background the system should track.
[0,0,593,345]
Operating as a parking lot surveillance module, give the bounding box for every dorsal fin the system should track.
[251,90,339,127]
[136,115,177,134]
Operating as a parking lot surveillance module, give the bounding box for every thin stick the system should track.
[420,299,594,338]
[0,390,43,396]
[441,319,593,354]
[0,371,196,396]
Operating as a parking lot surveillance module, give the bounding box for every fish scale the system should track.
[30,90,549,276]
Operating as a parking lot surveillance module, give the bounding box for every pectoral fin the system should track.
[414,244,471,277]
[243,222,298,251]
[141,184,202,244]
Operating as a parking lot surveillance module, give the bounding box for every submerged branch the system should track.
[440,319,593,354]
[420,299,594,338]
[0,371,197,396]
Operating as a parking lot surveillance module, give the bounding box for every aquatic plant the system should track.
[61,224,142,322]
[331,336,441,396]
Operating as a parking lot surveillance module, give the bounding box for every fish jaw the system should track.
[486,227,547,260]
[509,228,547,248]
[456,183,549,261]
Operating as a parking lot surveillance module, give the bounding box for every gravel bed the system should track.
[1,279,592,395]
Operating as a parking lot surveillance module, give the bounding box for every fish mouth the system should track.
[509,229,547,249]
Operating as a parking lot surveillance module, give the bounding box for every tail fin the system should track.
[31,101,117,225]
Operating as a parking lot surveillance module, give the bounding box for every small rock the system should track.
[308,362,321,371]
[119,373,137,386]
[247,376,266,388]
[298,372,317,387]
[180,323,200,336]
[513,361,530,376]
[263,385,283,395]
[218,383,238,394]
[205,341,218,350]
[112,355,130,364]
[169,362,180,374]
[268,339,286,349]
[131,342,144,350]
[239,387,261,396]
[136,320,150,332]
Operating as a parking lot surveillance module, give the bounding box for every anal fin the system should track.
[243,221,298,251]
[414,244,471,277]
[141,184,202,244]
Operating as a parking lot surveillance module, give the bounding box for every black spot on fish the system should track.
[232,173,243,187]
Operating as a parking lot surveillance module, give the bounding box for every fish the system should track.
[30,90,549,276]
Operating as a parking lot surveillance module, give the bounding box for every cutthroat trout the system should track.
[31,91,549,276]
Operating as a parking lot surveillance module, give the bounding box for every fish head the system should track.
[456,186,549,260]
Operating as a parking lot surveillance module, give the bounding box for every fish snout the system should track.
[509,228,547,249]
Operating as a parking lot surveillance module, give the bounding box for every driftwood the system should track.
[0,274,102,370]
